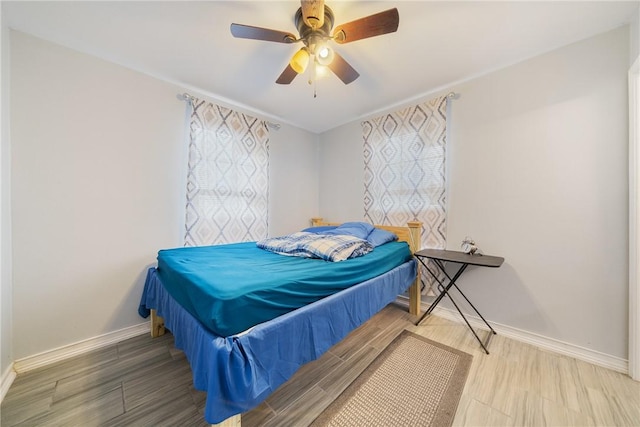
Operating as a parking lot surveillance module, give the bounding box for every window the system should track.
[184,99,269,246]
[363,96,448,292]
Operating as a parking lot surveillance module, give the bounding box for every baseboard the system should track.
[395,296,629,374]
[8,300,629,377]
[13,322,150,374]
[1,363,16,403]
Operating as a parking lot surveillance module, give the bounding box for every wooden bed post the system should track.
[150,309,166,338]
[212,414,241,427]
[407,221,422,316]
[311,217,423,316]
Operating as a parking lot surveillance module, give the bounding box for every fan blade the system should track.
[328,51,359,84]
[333,8,399,44]
[276,64,298,84]
[230,23,296,43]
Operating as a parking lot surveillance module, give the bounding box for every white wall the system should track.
[319,26,630,359]
[269,125,320,236]
[631,10,639,63]
[318,123,365,222]
[1,5,14,381]
[10,31,319,360]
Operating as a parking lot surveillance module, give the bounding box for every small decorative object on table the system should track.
[461,236,482,255]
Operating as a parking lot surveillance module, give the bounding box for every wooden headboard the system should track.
[310,217,422,316]
[310,218,422,254]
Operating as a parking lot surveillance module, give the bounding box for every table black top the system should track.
[414,248,504,268]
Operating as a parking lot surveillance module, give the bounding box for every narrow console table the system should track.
[414,248,504,354]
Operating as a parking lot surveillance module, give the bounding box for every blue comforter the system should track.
[149,241,412,336]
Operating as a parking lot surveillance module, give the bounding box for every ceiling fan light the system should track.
[316,45,334,66]
[315,63,329,79]
[290,48,310,74]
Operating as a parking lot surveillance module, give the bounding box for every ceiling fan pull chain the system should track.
[309,59,318,98]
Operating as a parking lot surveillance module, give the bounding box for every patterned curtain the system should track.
[184,98,269,246]
[363,96,448,293]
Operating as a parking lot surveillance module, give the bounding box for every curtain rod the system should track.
[177,90,458,129]
[178,92,281,130]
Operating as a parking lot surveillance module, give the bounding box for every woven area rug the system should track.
[310,330,472,427]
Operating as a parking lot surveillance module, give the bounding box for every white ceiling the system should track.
[4,1,639,133]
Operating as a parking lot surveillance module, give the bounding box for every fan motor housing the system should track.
[295,5,335,42]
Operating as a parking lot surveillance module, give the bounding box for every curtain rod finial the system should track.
[177,93,195,103]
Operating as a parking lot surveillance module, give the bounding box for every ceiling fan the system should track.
[230,0,399,85]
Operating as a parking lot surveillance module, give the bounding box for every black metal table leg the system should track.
[440,285,492,354]
[415,257,467,323]
[433,260,497,336]
[449,282,497,335]
[414,252,501,355]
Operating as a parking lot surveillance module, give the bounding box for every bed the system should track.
[138,218,422,426]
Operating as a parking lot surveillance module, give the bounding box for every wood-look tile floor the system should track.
[2,303,639,426]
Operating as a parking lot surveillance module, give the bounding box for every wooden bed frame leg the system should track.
[408,276,421,316]
[407,220,422,316]
[212,414,241,427]
[150,309,166,338]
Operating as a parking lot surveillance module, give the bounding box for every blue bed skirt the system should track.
[138,259,416,424]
